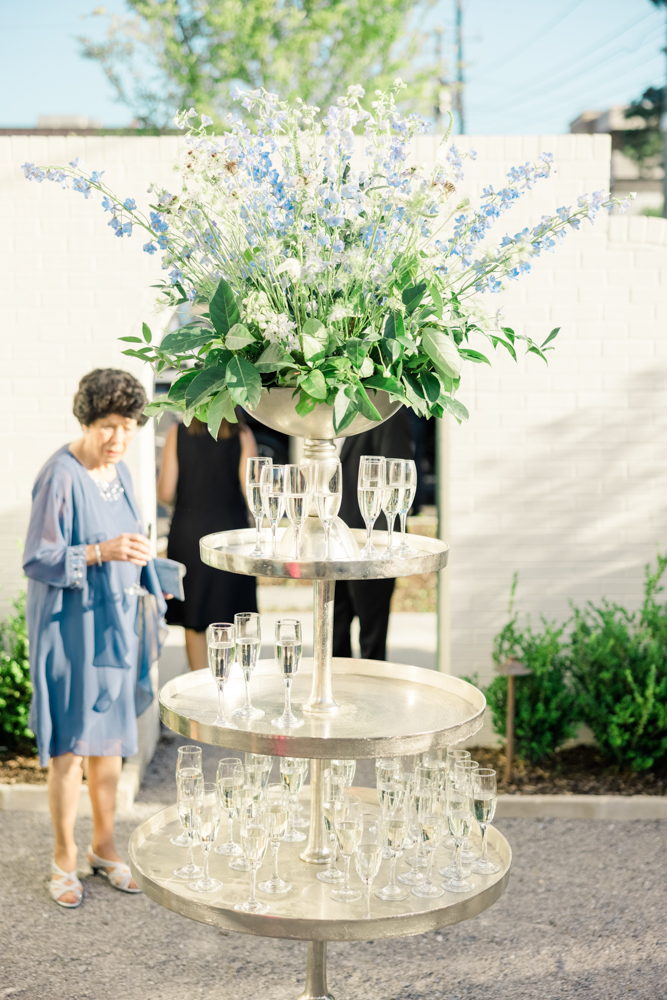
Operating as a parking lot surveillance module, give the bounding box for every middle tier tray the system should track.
[159,657,485,758]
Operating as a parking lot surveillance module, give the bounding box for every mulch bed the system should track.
[0,749,48,785]
[468,744,667,796]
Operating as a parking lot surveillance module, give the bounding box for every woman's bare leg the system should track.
[87,755,137,889]
[48,753,85,904]
[185,628,208,671]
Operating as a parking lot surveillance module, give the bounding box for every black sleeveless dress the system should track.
[165,425,257,631]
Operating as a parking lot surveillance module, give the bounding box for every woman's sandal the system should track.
[87,846,142,893]
[49,859,83,908]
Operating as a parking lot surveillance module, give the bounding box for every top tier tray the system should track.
[200,526,449,581]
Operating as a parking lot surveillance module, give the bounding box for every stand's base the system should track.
[278,516,360,561]
[297,942,334,1000]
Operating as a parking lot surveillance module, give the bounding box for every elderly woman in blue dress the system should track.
[23,369,169,908]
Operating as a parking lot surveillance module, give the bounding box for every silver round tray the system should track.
[159,657,485,759]
[199,527,449,581]
[129,788,510,942]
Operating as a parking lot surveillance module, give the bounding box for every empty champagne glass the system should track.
[260,463,286,557]
[171,745,203,846]
[380,459,405,558]
[232,612,263,720]
[331,759,356,788]
[258,784,292,894]
[207,622,236,728]
[445,779,476,893]
[314,459,342,560]
[331,794,363,903]
[174,770,204,878]
[280,757,309,842]
[375,783,409,901]
[215,758,244,856]
[272,618,303,729]
[246,456,272,556]
[317,769,346,884]
[190,783,223,892]
[229,781,262,872]
[284,464,311,560]
[412,792,444,899]
[357,455,386,558]
[355,813,383,918]
[234,801,269,913]
[395,459,417,555]
[471,768,500,875]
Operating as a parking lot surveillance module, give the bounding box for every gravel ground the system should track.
[1,731,665,1000]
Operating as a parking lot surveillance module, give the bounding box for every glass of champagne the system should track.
[355,813,383,918]
[244,753,273,796]
[234,801,270,913]
[246,456,272,557]
[258,784,292,895]
[317,769,346,885]
[260,463,286,557]
[174,770,204,879]
[412,792,444,899]
[171,745,203,847]
[331,759,356,789]
[271,619,304,729]
[471,768,500,874]
[284,464,311,560]
[280,757,309,842]
[357,455,385,558]
[445,779,476,893]
[380,459,405,558]
[232,612,264,720]
[314,459,342,560]
[207,622,236,728]
[375,783,409,901]
[229,782,260,872]
[454,759,480,863]
[441,748,471,851]
[395,459,417,555]
[331,794,363,903]
[190,783,223,892]
[215,759,244,856]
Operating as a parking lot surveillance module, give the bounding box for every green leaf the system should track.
[459,348,491,366]
[142,322,152,344]
[502,327,516,343]
[302,318,327,342]
[160,326,215,354]
[402,374,428,415]
[492,337,517,362]
[344,338,367,368]
[295,392,318,418]
[402,283,427,314]
[381,337,402,365]
[541,326,560,349]
[333,387,358,433]
[527,345,549,364]
[363,373,408,403]
[419,370,442,404]
[207,387,237,439]
[168,370,199,401]
[119,336,143,343]
[441,395,470,423]
[352,384,381,421]
[255,343,298,373]
[185,366,228,408]
[209,277,240,338]
[302,335,327,363]
[225,323,257,350]
[225,355,262,409]
[421,327,462,378]
[359,356,374,379]
[143,399,183,416]
[429,284,443,320]
[121,348,154,361]
[205,348,233,369]
[300,369,328,401]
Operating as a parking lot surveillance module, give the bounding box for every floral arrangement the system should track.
[22,81,630,437]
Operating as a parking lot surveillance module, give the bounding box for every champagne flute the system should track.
[471,768,500,874]
[376,760,401,858]
[314,459,342,560]
[207,622,236,728]
[260,463,285,557]
[354,813,383,918]
[234,801,270,913]
[317,769,346,884]
[395,459,417,555]
[380,459,405,559]
[331,794,363,903]
[444,780,476,893]
[331,759,356,789]
[232,612,263,720]
[215,758,244,856]
[171,745,203,846]
[284,464,311,560]
[280,757,309,842]
[174,770,204,879]
[271,619,304,729]
[229,782,262,871]
[398,774,434,885]
[357,455,385,558]
[454,759,480,863]
[258,784,292,895]
[246,456,272,557]
[190,783,223,892]
[441,748,471,851]
[375,783,409,901]
[244,753,273,795]
[412,792,444,899]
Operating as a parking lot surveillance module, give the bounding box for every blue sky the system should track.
[0,0,664,134]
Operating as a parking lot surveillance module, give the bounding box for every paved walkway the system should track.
[1,730,665,1000]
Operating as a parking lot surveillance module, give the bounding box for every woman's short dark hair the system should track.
[73,369,149,427]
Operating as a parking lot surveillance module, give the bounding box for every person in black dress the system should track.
[157,413,258,671]
[333,409,413,661]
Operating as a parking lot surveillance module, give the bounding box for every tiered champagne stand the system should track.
[129,391,511,1000]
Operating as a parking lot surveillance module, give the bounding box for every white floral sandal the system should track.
[87,846,141,893]
[49,859,83,908]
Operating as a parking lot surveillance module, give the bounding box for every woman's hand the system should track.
[86,534,152,567]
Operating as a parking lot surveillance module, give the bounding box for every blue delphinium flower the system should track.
[143,242,157,254]
[123,198,136,211]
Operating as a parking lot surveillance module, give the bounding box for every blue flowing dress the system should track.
[23,445,167,766]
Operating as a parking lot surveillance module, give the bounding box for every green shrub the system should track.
[0,592,34,750]
[569,554,667,772]
[484,575,579,763]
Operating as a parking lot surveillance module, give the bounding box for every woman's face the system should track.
[82,413,138,466]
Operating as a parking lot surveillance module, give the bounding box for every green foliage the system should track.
[621,86,663,177]
[483,575,578,764]
[0,593,34,750]
[569,554,667,772]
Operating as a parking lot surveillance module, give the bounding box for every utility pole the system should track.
[663,4,667,218]
[433,26,452,133]
[455,0,465,134]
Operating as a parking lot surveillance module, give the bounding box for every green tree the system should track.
[79,1,437,129]
[621,85,663,177]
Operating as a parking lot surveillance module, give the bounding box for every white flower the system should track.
[275,258,302,280]
[328,304,355,322]
[264,313,298,351]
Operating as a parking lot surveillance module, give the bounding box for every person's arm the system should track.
[157,423,179,506]
[238,426,258,501]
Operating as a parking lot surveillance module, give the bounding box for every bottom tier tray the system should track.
[129,789,511,942]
